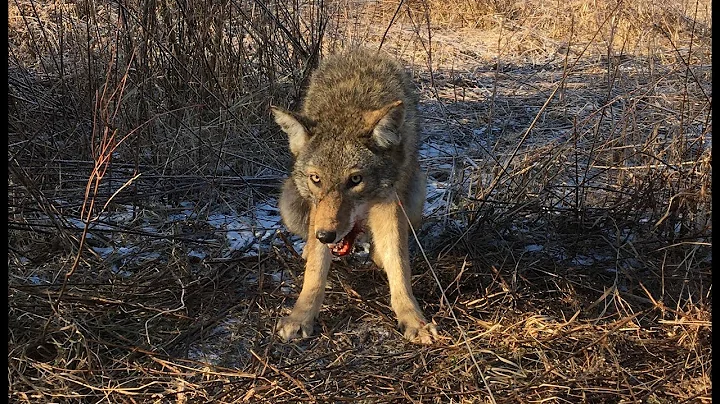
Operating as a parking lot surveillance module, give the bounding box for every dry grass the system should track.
[8,0,711,403]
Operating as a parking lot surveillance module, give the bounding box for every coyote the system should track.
[271,48,438,344]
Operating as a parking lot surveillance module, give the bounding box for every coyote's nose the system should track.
[316,230,337,244]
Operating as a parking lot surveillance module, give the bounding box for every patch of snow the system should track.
[67,217,114,231]
[570,252,612,266]
[424,180,451,216]
[226,228,255,252]
[117,246,138,256]
[293,239,306,256]
[28,275,46,284]
[571,255,595,266]
[129,251,161,264]
[92,246,115,259]
[100,209,135,225]
[268,270,289,284]
[187,347,221,364]
[111,265,133,278]
[246,269,295,294]
[188,250,206,260]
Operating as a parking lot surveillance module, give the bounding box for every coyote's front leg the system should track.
[276,215,331,340]
[368,201,438,344]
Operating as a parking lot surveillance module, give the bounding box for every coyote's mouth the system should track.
[327,222,364,257]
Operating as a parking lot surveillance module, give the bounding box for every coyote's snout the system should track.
[312,191,366,256]
[271,48,438,344]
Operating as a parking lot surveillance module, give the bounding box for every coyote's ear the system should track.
[271,106,311,156]
[363,100,404,148]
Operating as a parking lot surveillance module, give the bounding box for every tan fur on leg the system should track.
[367,201,438,344]
[276,212,332,340]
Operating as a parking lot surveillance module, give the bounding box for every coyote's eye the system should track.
[309,174,321,184]
[348,174,363,187]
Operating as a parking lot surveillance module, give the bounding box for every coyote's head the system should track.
[271,100,406,256]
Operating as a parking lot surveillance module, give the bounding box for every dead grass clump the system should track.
[415,0,712,46]
[9,0,327,185]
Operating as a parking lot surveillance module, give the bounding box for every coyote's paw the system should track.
[276,315,315,341]
[400,318,439,345]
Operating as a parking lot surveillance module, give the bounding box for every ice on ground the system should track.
[204,200,284,254]
[110,264,133,278]
[99,208,135,225]
[67,217,114,231]
[28,275,47,284]
[226,229,255,252]
[187,347,221,364]
[570,252,613,267]
[188,250,207,260]
[92,246,116,259]
[244,269,295,294]
[424,180,451,216]
[167,203,198,222]
[253,201,282,242]
[34,134,472,268]
[91,246,160,276]
[571,255,595,266]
